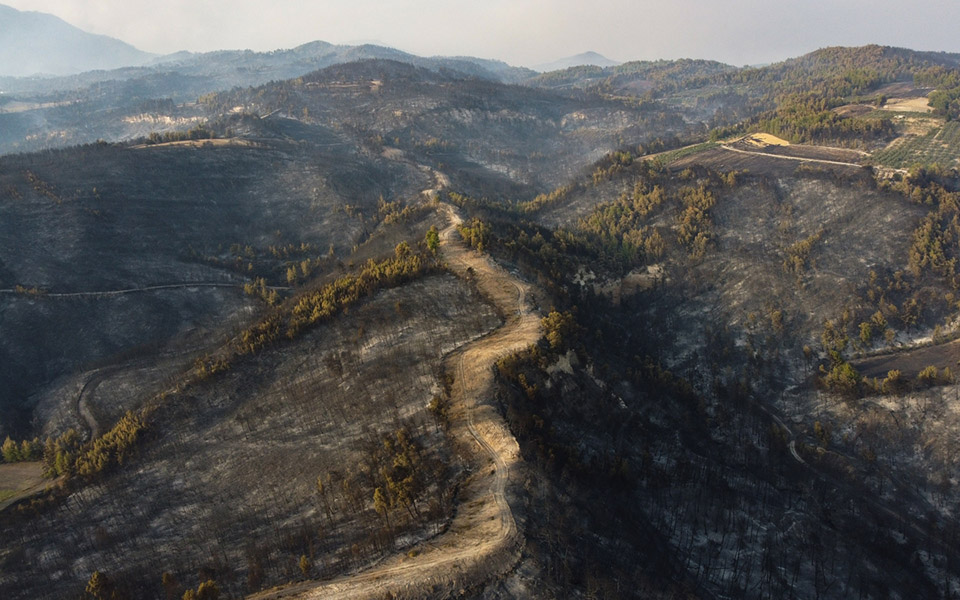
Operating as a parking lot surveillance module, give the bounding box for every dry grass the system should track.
[882,97,933,114]
[0,462,47,511]
[834,104,877,117]
[739,133,791,148]
[899,116,942,137]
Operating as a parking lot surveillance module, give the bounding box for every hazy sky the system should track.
[5,0,960,67]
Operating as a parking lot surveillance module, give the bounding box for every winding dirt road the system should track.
[249,202,540,599]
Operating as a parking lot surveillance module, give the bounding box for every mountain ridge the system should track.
[0,3,153,76]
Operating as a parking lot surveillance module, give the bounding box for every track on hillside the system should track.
[248,181,539,599]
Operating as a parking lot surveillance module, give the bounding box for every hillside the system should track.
[451,143,960,596]
[0,4,152,76]
[3,43,960,600]
[0,126,422,435]
[2,44,960,160]
[203,59,689,191]
[0,43,535,156]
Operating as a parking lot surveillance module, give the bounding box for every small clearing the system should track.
[882,97,933,113]
[874,81,931,98]
[0,100,70,113]
[834,104,876,117]
[707,136,866,173]
[0,462,47,511]
[671,147,863,178]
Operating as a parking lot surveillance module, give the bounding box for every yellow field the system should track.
[739,133,791,148]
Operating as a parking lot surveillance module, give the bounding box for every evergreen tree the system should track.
[1,436,20,462]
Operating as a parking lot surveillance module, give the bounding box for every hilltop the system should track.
[533,50,620,72]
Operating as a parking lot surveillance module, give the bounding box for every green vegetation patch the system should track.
[872,121,960,168]
[651,141,719,166]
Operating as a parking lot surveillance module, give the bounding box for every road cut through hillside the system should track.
[248,200,540,599]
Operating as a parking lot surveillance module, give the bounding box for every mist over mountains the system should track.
[0,4,154,76]
[0,3,539,84]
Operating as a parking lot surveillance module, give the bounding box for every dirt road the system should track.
[248,202,539,599]
[76,371,104,439]
[719,144,864,168]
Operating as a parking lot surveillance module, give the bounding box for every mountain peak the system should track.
[533,51,620,72]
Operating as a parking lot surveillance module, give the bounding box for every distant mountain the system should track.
[0,39,535,98]
[0,4,153,77]
[534,51,620,72]
[153,41,539,85]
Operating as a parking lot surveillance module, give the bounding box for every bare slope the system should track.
[0,273,500,599]
[0,137,425,437]
[207,60,688,192]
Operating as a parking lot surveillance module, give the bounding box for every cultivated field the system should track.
[669,146,864,177]
[870,120,960,168]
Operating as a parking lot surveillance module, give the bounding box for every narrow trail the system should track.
[74,360,155,439]
[76,370,106,439]
[0,282,289,299]
[249,198,540,598]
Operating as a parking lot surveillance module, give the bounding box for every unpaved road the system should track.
[76,371,105,439]
[719,144,865,168]
[249,202,540,599]
[75,362,147,439]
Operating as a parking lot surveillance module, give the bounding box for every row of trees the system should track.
[916,65,960,120]
[83,570,220,600]
[820,357,955,398]
[6,413,145,481]
[1,436,42,463]
[1,429,81,476]
[144,125,216,145]
[195,241,440,381]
